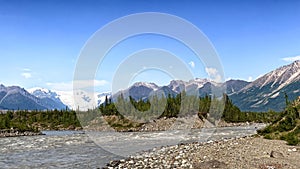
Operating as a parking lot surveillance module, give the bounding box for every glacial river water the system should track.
[0,124,265,168]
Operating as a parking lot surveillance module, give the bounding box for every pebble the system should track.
[102,135,299,169]
[288,148,297,152]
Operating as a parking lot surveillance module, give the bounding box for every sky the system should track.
[0,0,300,93]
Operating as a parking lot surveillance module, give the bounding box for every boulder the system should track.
[194,160,227,169]
[270,150,284,158]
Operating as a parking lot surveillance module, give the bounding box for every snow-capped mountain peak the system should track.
[2,60,296,112]
[243,60,300,91]
[167,78,212,93]
[28,87,59,99]
[231,60,300,111]
[27,87,50,93]
[193,78,210,83]
[27,87,67,110]
[132,82,159,90]
[0,84,47,110]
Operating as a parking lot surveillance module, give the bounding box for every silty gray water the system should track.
[0,123,265,168]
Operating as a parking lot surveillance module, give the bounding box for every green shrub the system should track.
[264,134,272,139]
[285,133,299,145]
[258,97,300,145]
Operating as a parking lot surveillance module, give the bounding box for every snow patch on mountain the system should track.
[0,85,47,110]
[231,60,300,111]
[132,82,159,91]
[270,92,280,98]
[28,87,67,109]
[28,87,60,99]
[97,92,112,105]
[244,60,300,91]
[167,78,212,93]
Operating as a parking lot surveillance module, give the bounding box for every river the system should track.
[0,123,265,168]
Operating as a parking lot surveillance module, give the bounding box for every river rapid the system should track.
[0,123,265,168]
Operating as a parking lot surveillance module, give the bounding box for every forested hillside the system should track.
[258,97,300,145]
[0,109,81,132]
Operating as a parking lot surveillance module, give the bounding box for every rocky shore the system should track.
[139,116,259,132]
[85,115,258,132]
[103,136,299,169]
[139,115,204,131]
[0,129,42,137]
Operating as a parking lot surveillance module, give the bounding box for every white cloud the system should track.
[46,82,73,91]
[75,79,108,88]
[248,76,253,82]
[205,67,218,75]
[225,77,232,81]
[205,67,222,82]
[189,61,195,68]
[23,68,31,71]
[21,72,32,79]
[282,55,300,62]
[21,68,32,79]
[46,80,109,91]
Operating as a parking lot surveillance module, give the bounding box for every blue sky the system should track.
[0,0,300,93]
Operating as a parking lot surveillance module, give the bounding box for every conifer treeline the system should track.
[0,109,81,131]
[0,92,281,132]
[99,92,279,123]
[258,98,300,145]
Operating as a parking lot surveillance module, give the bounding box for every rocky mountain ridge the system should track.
[1,61,299,112]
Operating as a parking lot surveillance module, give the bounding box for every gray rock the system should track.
[270,150,284,158]
[194,160,227,169]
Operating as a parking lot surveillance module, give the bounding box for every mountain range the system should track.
[0,85,66,110]
[0,60,299,112]
[230,60,300,111]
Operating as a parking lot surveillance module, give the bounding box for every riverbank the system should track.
[0,115,262,138]
[0,129,42,137]
[84,114,260,132]
[104,136,300,169]
[139,116,260,131]
[0,127,83,138]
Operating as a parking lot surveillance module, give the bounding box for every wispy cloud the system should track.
[21,72,32,79]
[23,68,31,71]
[21,68,32,79]
[189,61,195,68]
[46,80,109,91]
[46,82,73,91]
[248,76,253,82]
[282,55,300,62]
[74,79,108,89]
[205,67,222,82]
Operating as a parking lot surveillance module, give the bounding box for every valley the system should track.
[1,1,300,168]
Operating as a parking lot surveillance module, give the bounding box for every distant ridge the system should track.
[2,61,298,112]
[0,84,47,110]
[28,87,67,110]
[231,60,300,112]
[106,61,299,112]
[0,85,67,110]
